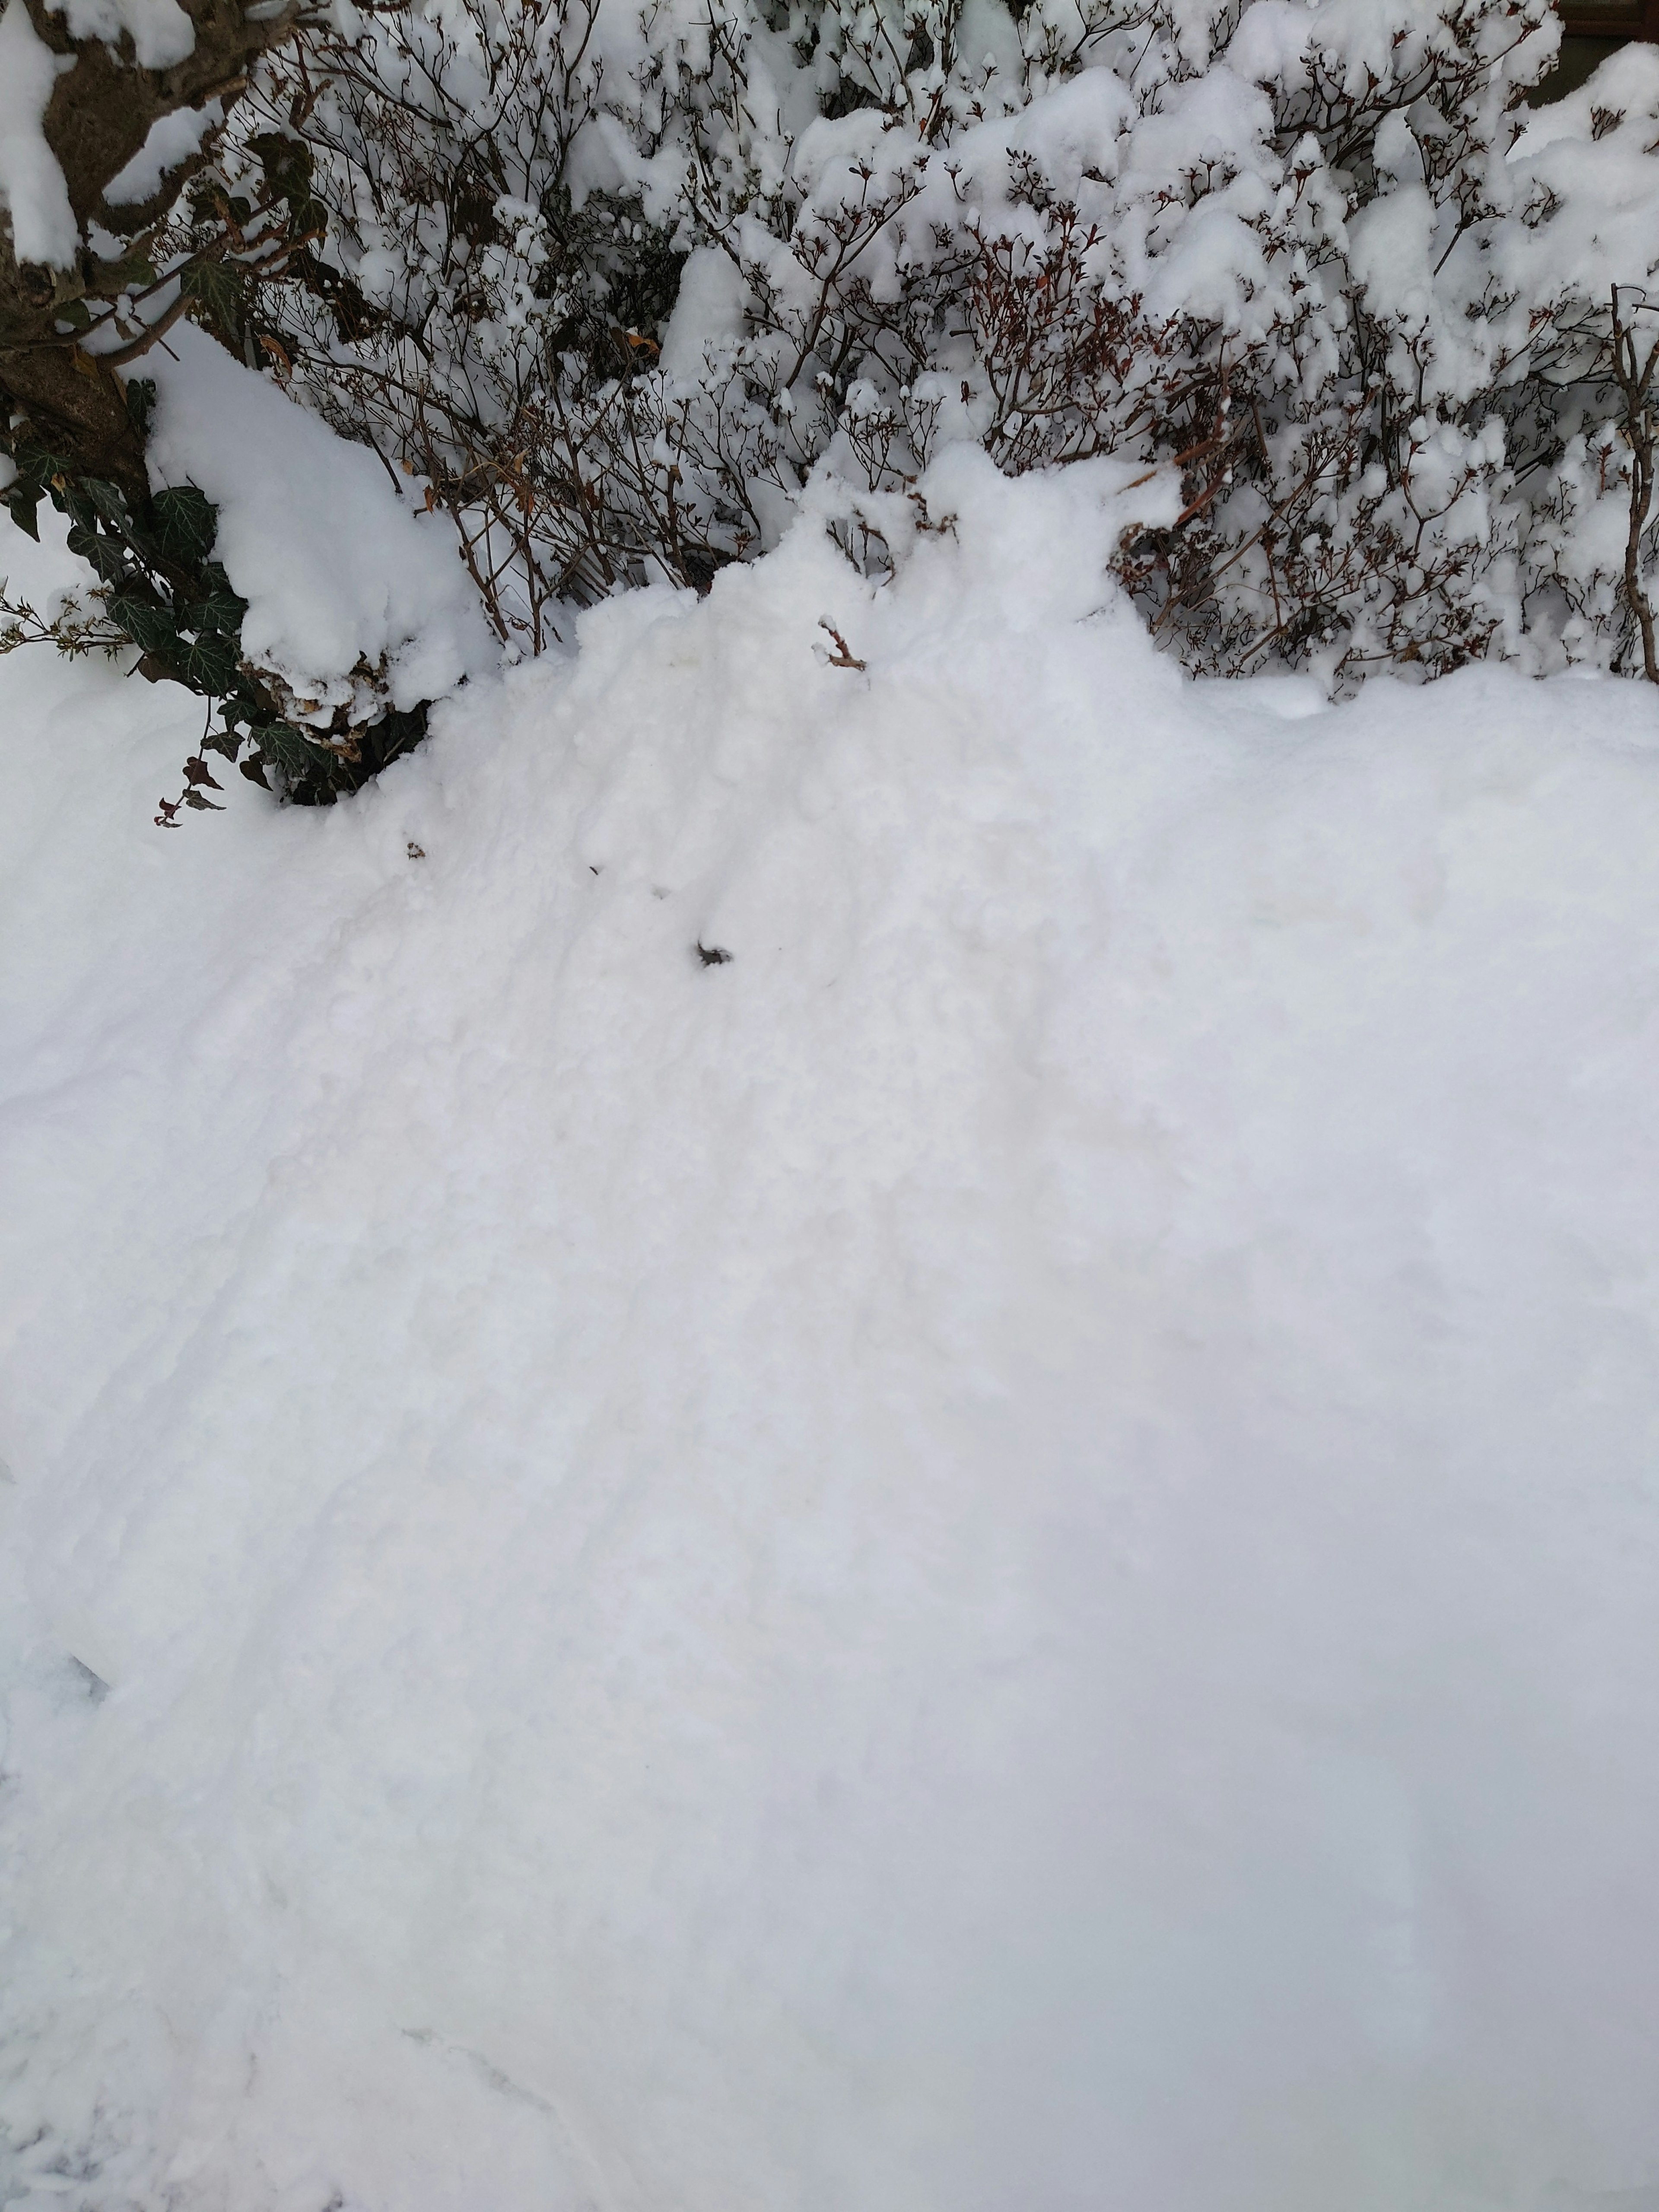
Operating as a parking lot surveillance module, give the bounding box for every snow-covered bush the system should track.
[11,0,1659,763]
[215,0,1659,684]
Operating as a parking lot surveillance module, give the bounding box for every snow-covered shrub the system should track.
[15,0,1659,718]
[222,0,703,652]
[222,0,1659,683]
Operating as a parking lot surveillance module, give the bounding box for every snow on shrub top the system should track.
[144,328,496,728]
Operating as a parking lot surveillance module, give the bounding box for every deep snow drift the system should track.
[2,453,1658,2212]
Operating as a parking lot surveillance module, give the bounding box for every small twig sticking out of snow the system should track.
[695,941,733,966]
[817,620,866,671]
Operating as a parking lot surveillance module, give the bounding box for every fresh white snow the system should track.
[0,0,77,270]
[1,450,1658,2212]
[46,0,194,70]
[142,328,498,725]
[102,100,222,208]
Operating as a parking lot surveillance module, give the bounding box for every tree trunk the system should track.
[0,0,296,498]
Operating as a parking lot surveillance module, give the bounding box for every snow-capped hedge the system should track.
[218,0,1659,685]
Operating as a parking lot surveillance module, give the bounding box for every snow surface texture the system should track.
[143,327,497,722]
[2,451,1659,2212]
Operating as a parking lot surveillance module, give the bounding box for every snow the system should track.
[45,0,194,69]
[0,0,200,267]
[103,98,221,207]
[2,448,1659,2212]
[0,0,77,269]
[143,327,497,720]
[658,247,750,378]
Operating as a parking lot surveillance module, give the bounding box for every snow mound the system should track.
[1,452,1658,2212]
[143,327,498,719]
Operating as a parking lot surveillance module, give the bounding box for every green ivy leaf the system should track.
[179,586,246,634]
[182,257,246,342]
[202,717,245,762]
[149,484,218,569]
[108,593,181,658]
[218,685,262,734]
[66,524,134,587]
[81,477,133,534]
[5,487,42,542]
[252,718,331,777]
[249,133,327,240]
[124,377,158,437]
[178,629,241,694]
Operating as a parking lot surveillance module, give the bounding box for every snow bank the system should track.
[2,452,1658,2212]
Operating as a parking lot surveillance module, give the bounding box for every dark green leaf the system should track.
[149,484,218,569]
[179,588,245,635]
[124,377,158,437]
[253,718,331,776]
[13,442,70,498]
[218,687,261,734]
[249,134,326,238]
[251,133,312,193]
[82,478,133,534]
[178,629,241,694]
[203,718,245,762]
[108,593,181,658]
[66,524,134,587]
[182,257,246,340]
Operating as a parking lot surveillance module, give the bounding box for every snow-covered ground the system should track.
[2,451,1658,2212]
